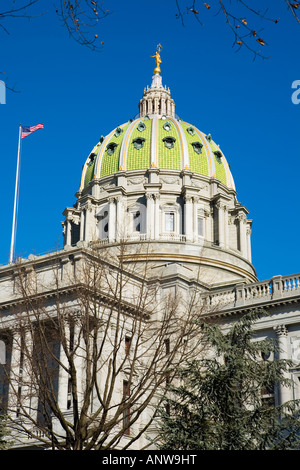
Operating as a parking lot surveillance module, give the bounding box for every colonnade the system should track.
[63,194,252,262]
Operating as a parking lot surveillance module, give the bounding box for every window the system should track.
[197,216,204,237]
[162,136,176,149]
[132,137,145,149]
[98,208,109,239]
[70,222,80,246]
[133,211,141,232]
[165,212,175,232]
[261,351,275,407]
[261,383,275,407]
[125,336,131,355]
[191,141,203,154]
[106,142,118,155]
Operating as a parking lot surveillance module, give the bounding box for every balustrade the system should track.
[204,273,300,311]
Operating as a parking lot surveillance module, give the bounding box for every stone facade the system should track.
[1,67,300,449]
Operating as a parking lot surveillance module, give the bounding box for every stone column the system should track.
[146,193,154,239]
[154,194,160,239]
[274,325,291,405]
[217,202,225,247]
[8,329,35,421]
[66,219,72,246]
[204,208,212,243]
[161,98,166,115]
[7,330,22,417]
[166,99,171,116]
[184,195,193,242]
[116,196,125,241]
[84,202,95,242]
[246,226,252,262]
[57,323,70,412]
[239,214,247,258]
[147,99,153,115]
[80,210,85,241]
[108,197,116,242]
[224,205,229,248]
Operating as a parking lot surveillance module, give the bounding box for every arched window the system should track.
[128,200,146,236]
[97,206,109,239]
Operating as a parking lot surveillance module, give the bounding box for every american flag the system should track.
[21,124,44,139]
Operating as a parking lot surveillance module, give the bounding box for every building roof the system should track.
[79,49,235,191]
[80,116,235,191]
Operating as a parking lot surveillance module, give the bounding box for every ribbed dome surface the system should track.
[80,115,235,191]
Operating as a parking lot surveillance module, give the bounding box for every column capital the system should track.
[274,324,288,337]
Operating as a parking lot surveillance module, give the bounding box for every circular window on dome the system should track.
[106,142,118,155]
[137,122,146,132]
[163,121,172,132]
[133,137,145,150]
[187,126,195,136]
[162,136,176,149]
[191,142,203,154]
[114,127,123,137]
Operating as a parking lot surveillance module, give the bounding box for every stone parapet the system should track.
[204,273,300,314]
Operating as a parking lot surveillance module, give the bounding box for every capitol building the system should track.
[0,49,300,450]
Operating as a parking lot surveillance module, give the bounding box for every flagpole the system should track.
[9,124,22,264]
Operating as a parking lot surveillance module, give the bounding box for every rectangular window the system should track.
[198,217,204,237]
[125,336,131,355]
[165,212,175,232]
[261,383,275,407]
[133,211,141,232]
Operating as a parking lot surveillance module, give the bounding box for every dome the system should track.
[80,115,235,191]
[79,64,235,192]
[64,48,256,287]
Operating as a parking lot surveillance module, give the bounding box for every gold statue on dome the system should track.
[151,43,162,74]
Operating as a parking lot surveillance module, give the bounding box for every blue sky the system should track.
[0,0,299,282]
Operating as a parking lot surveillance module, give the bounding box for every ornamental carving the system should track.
[191,179,205,190]
[160,176,180,185]
[127,176,146,185]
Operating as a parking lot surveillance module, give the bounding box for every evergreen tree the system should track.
[0,415,10,450]
[158,310,300,450]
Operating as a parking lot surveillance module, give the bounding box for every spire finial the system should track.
[151,43,162,75]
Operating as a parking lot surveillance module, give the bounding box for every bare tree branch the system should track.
[175,1,300,59]
[0,243,209,449]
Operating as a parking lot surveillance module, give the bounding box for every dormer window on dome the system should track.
[106,142,118,155]
[88,153,96,166]
[163,136,176,149]
[214,150,222,161]
[114,127,123,137]
[133,137,145,150]
[191,142,203,154]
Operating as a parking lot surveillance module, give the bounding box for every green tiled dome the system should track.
[80,115,235,191]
